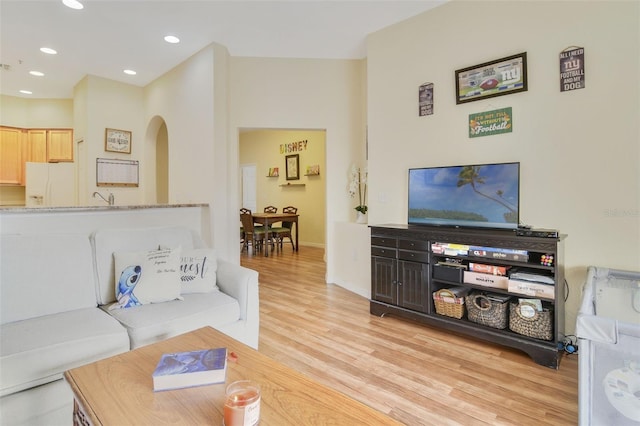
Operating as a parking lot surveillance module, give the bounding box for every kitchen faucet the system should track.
[93,191,115,206]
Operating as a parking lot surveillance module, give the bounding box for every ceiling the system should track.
[0,0,445,99]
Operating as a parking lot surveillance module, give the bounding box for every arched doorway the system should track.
[145,116,168,204]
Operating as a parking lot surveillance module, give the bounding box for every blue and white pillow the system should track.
[110,247,182,310]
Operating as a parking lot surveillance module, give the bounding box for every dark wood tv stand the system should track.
[369,224,566,369]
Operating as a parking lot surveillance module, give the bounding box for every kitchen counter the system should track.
[0,203,207,213]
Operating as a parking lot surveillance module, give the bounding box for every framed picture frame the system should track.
[455,52,527,104]
[105,128,132,154]
[285,154,300,180]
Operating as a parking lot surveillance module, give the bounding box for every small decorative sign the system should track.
[105,128,132,154]
[419,82,434,116]
[560,47,585,92]
[306,165,320,175]
[469,107,512,138]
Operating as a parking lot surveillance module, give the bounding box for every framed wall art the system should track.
[285,154,300,180]
[455,52,527,104]
[105,128,132,154]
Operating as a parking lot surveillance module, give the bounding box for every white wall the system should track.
[366,0,640,333]
[229,57,367,273]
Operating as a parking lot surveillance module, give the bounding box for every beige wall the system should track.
[240,129,326,246]
[366,0,640,333]
[229,57,367,269]
[73,75,145,206]
[0,96,73,128]
[143,43,235,258]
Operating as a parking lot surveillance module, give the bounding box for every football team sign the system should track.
[469,107,513,138]
[560,47,585,92]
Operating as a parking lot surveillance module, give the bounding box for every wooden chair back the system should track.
[282,206,298,230]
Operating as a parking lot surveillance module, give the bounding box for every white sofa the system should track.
[0,225,259,425]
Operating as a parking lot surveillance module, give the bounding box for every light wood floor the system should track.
[241,245,579,426]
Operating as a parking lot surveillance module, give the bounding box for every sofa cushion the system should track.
[179,248,219,294]
[104,292,240,349]
[0,234,96,324]
[0,308,130,396]
[92,226,198,305]
[110,247,182,309]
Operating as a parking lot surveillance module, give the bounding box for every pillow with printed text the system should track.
[179,248,218,294]
[110,247,182,310]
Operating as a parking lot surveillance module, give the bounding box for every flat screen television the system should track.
[408,162,520,230]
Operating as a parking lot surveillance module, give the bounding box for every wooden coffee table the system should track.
[64,326,400,425]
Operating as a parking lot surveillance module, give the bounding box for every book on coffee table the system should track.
[152,347,227,391]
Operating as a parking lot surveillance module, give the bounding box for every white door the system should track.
[241,164,257,212]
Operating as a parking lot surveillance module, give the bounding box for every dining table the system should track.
[252,212,299,257]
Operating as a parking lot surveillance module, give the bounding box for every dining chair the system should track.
[239,207,251,246]
[262,205,285,250]
[273,205,297,250]
[240,209,266,255]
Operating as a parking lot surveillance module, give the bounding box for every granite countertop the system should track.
[0,204,208,213]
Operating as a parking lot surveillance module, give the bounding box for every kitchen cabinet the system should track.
[0,127,24,185]
[27,129,48,163]
[47,129,73,162]
[1,127,74,186]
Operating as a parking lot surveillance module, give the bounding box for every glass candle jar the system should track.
[223,380,261,426]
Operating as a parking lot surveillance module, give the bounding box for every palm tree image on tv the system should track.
[456,166,517,223]
[408,163,519,228]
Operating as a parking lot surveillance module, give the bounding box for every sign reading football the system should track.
[469,107,513,138]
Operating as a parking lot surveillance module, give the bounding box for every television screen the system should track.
[408,162,520,229]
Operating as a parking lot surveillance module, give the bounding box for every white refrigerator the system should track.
[25,162,76,207]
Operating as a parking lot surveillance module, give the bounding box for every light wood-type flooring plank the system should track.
[241,245,578,425]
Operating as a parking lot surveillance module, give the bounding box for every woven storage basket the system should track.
[433,288,465,319]
[509,302,554,341]
[465,292,509,329]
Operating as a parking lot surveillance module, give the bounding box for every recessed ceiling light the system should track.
[62,0,84,10]
[19,90,33,95]
[123,69,137,75]
[40,47,57,55]
[164,35,180,44]
[30,71,45,77]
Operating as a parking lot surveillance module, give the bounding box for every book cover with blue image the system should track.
[152,348,227,391]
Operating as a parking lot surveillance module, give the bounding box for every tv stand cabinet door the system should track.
[398,260,429,313]
[371,256,397,305]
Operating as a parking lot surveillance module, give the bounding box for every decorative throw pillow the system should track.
[179,248,218,294]
[110,247,182,310]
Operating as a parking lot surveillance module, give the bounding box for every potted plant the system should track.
[348,165,368,223]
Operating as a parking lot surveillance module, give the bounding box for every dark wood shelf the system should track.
[369,224,565,369]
